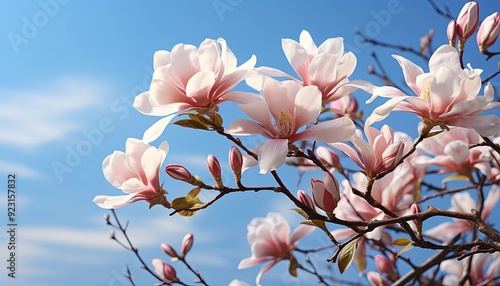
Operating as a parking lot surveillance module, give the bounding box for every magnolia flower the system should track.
[441,252,500,285]
[249,30,372,105]
[426,186,500,240]
[477,12,500,53]
[330,124,405,177]
[134,38,259,143]
[238,212,314,285]
[93,138,169,209]
[367,45,500,136]
[413,127,491,176]
[329,94,359,119]
[311,172,340,216]
[227,78,355,173]
[456,1,479,42]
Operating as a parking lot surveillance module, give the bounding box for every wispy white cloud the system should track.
[0,160,45,180]
[0,76,113,149]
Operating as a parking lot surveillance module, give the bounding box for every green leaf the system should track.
[288,254,299,277]
[188,113,213,127]
[425,129,445,138]
[396,243,414,257]
[173,119,210,130]
[170,196,203,211]
[338,238,359,274]
[176,209,198,217]
[392,238,411,246]
[186,187,201,201]
[213,113,223,127]
[291,208,309,220]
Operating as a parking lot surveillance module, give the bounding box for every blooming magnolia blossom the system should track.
[93,138,169,209]
[414,127,491,177]
[248,30,373,105]
[238,212,314,285]
[441,252,500,285]
[426,186,500,240]
[227,78,355,173]
[330,124,405,177]
[134,38,259,143]
[367,45,500,136]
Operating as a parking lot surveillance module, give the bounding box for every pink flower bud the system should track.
[477,12,500,53]
[381,141,405,170]
[206,155,222,182]
[329,94,359,118]
[447,20,457,47]
[311,172,340,215]
[161,243,178,258]
[374,255,394,274]
[152,258,178,282]
[410,203,422,227]
[228,146,243,176]
[181,233,194,256]
[456,1,479,41]
[367,271,389,286]
[165,164,194,183]
[297,190,315,210]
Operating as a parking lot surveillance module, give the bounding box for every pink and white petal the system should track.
[290,224,315,244]
[120,178,148,194]
[350,135,378,172]
[294,85,322,128]
[185,71,216,100]
[366,86,407,104]
[331,79,374,103]
[482,185,500,220]
[392,54,424,94]
[93,194,135,209]
[299,30,317,56]
[141,114,177,143]
[263,79,295,120]
[141,147,162,185]
[169,44,199,84]
[425,222,468,240]
[317,37,344,56]
[153,50,171,69]
[282,38,311,84]
[252,241,279,258]
[238,256,271,269]
[309,54,339,90]
[330,227,356,241]
[219,91,261,104]
[257,139,289,174]
[366,96,408,125]
[336,52,357,80]
[133,90,187,116]
[218,38,237,73]
[429,67,461,115]
[157,141,170,162]
[213,69,249,97]
[198,39,220,73]
[445,114,500,136]
[238,97,275,131]
[256,261,278,286]
[428,45,462,75]
[294,117,355,143]
[329,142,365,170]
[444,140,470,164]
[226,118,273,137]
[255,67,298,82]
[237,54,257,72]
[451,192,476,213]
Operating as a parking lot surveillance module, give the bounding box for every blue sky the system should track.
[0,1,499,285]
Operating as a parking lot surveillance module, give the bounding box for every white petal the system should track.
[258,139,289,174]
[142,114,177,143]
[93,194,135,209]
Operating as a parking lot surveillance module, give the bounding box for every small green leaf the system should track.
[177,209,198,217]
[188,113,213,127]
[392,238,411,246]
[186,187,201,201]
[291,208,309,219]
[173,119,210,130]
[338,238,359,274]
[425,130,445,138]
[288,254,299,277]
[213,113,223,127]
[397,243,414,257]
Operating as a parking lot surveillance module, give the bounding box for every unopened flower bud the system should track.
[447,20,457,47]
[456,1,479,43]
[367,271,389,286]
[297,190,315,210]
[381,141,405,170]
[181,233,194,256]
[229,146,243,180]
[165,164,196,184]
[477,12,500,54]
[375,255,394,274]
[411,203,423,239]
[152,259,178,282]
[206,155,223,187]
[311,172,340,216]
[161,243,179,258]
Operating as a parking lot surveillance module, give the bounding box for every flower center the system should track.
[276,109,295,138]
[420,80,432,102]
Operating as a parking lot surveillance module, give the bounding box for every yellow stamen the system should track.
[276,109,295,138]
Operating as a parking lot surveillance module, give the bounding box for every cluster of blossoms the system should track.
[94,2,500,285]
